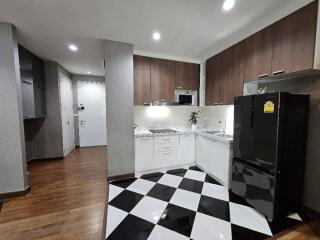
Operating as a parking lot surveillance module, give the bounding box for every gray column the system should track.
[0,23,28,194]
[104,40,134,177]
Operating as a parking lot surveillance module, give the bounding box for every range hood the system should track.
[149,101,181,106]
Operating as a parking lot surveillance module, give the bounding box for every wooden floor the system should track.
[0,146,319,240]
[0,147,108,240]
[271,220,320,240]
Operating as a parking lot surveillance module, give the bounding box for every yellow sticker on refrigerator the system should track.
[264,101,275,113]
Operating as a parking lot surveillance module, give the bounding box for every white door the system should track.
[77,80,107,147]
[59,73,75,156]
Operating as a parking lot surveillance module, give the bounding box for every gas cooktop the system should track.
[149,129,178,134]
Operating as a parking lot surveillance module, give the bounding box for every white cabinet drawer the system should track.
[154,135,179,153]
[154,151,179,168]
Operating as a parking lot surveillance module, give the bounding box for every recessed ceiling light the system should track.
[153,32,161,41]
[86,70,91,74]
[68,44,78,52]
[223,0,235,11]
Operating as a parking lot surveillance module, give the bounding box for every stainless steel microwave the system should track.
[175,90,197,106]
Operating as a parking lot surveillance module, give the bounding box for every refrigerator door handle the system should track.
[250,102,254,129]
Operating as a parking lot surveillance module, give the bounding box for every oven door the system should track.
[178,95,193,105]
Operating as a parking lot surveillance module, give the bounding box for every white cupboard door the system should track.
[207,140,230,186]
[196,136,211,170]
[179,134,195,165]
[135,137,154,172]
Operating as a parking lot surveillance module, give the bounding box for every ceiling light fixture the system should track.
[153,32,161,41]
[86,70,92,74]
[223,0,235,11]
[68,44,78,52]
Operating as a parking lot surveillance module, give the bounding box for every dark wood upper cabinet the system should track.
[150,58,176,102]
[205,57,219,105]
[175,62,200,90]
[243,26,273,82]
[206,43,244,105]
[133,55,151,105]
[272,1,317,76]
[19,45,46,119]
[133,56,200,105]
[221,43,244,104]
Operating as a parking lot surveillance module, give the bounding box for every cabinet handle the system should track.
[258,73,269,78]
[22,80,32,85]
[176,86,183,89]
[161,99,166,102]
[143,103,150,106]
[162,152,172,155]
[272,70,285,76]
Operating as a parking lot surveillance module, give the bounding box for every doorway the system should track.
[77,80,107,147]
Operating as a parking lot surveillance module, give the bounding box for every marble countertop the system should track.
[135,127,233,143]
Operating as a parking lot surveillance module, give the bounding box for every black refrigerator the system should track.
[231,92,309,221]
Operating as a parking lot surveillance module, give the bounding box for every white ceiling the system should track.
[0,0,314,76]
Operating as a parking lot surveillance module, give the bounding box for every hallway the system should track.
[0,147,108,240]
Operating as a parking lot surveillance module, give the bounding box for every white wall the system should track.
[201,106,234,135]
[59,72,75,156]
[134,106,199,129]
[134,105,234,134]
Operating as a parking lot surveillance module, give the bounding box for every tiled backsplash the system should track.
[134,105,234,135]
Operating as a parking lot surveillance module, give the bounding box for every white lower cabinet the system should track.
[154,136,179,169]
[135,134,196,173]
[179,134,195,165]
[135,137,154,172]
[196,135,232,188]
[135,133,231,181]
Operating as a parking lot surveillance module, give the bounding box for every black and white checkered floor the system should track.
[106,166,304,240]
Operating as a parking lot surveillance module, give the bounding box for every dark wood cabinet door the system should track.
[175,62,200,90]
[206,43,243,105]
[226,43,244,104]
[243,26,273,82]
[272,2,316,75]
[134,55,151,105]
[205,57,220,105]
[205,58,213,105]
[151,58,176,102]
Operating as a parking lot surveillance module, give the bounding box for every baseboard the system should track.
[27,156,64,165]
[108,173,135,182]
[135,163,195,177]
[0,186,31,200]
[301,205,320,220]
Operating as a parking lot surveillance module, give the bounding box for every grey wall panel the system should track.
[104,40,134,177]
[0,23,28,194]
[30,62,64,159]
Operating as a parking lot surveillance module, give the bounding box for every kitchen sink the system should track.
[149,129,178,134]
